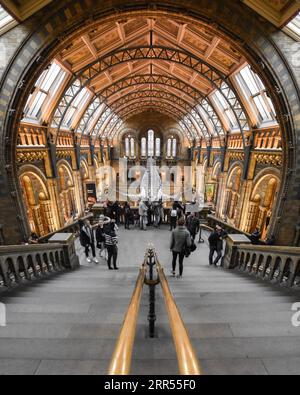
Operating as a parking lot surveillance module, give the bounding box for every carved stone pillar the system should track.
[46,178,63,229]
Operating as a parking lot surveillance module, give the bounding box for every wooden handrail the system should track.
[155,257,202,376]
[108,264,147,375]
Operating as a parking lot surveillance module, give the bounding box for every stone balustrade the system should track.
[0,243,64,288]
[223,239,300,288]
[0,234,79,288]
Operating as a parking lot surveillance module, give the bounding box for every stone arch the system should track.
[263,256,273,278]
[271,257,282,281]
[255,255,265,275]
[5,258,16,283]
[247,170,281,240]
[281,258,294,285]
[19,165,56,237]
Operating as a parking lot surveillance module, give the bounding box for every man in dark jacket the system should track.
[208,225,227,267]
[170,217,191,278]
[250,228,261,245]
[112,201,121,225]
[186,213,200,241]
[79,219,99,264]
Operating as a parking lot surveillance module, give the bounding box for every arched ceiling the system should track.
[46,14,252,144]
[17,10,283,146]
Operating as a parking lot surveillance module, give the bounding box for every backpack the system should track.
[171,209,177,217]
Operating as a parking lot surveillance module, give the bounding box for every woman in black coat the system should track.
[96,219,107,259]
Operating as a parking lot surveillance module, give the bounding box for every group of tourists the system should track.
[79,217,119,270]
[169,213,228,279]
[79,198,232,277]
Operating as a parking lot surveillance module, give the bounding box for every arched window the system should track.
[167,138,172,158]
[155,138,161,157]
[141,137,147,157]
[130,138,135,158]
[125,137,130,157]
[172,139,177,158]
[148,129,154,157]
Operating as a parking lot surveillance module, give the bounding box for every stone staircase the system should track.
[0,228,300,375]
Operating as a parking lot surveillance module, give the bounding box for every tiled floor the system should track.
[0,226,300,375]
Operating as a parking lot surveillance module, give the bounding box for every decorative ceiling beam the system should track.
[205,37,221,59]
[81,34,98,59]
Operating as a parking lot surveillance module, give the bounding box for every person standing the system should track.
[112,201,121,225]
[147,202,153,227]
[208,225,227,267]
[186,212,200,241]
[250,228,261,245]
[139,200,148,230]
[170,217,191,279]
[170,203,178,231]
[153,202,161,228]
[104,221,119,270]
[124,202,132,230]
[79,219,99,264]
[96,219,107,259]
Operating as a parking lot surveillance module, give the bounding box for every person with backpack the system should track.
[104,221,119,270]
[170,217,191,279]
[170,203,178,231]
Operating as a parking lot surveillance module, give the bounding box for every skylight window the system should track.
[236,65,277,125]
[24,61,67,121]
[63,88,92,128]
[211,91,238,130]
[0,5,16,34]
[286,12,300,39]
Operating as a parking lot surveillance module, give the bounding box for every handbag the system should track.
[190,240,197,253]
[183,240,191,258]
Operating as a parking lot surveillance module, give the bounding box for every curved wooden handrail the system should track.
[108,264,147,375]
[155,257,202,376]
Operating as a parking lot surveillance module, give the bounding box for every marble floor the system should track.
[0,226,300,375]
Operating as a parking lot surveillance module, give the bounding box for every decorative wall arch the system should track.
[246,169,281,239]
[18,165,56,237]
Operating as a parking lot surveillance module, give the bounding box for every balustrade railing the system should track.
[0,244,65,288]
[226,243,300,288]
